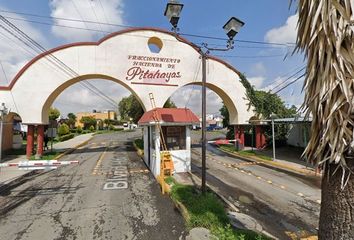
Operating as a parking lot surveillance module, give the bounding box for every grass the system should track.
[169,181,270,240]
[30,151,60,160]
[134,139,144,150]
[219,145,272,161]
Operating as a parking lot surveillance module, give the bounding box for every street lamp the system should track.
[164,1,244,194]
[223,17,245,40]
[164,0,184,32]
[0,103,9,161]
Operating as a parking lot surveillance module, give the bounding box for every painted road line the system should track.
[91,145,108,175]
[297,192,304,197]
[267,180,272,184]
[280,185,286,189]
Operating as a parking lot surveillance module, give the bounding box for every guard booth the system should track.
[138,108,199,177]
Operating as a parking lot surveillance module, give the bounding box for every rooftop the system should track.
[138,108,199,126]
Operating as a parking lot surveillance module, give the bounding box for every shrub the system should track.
[58,133,74,142]
[89,125,95,132]
[77,126,83,134]
[113,128,124,131]
[108,124,115,130]
[58,123,70,136]
[82,130,90,134]
[69,128,77,133]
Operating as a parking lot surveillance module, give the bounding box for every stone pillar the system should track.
[26,125,34,159]
[255,125,266,149]
[36,125,44,157]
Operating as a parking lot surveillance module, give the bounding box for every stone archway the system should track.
[0,27,254,158]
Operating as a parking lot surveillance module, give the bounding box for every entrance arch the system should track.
[0,27,254,125]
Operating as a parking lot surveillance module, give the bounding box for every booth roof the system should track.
[138,108,200,126]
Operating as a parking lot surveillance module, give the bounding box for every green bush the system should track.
[134,139,144,150]
[89,125,95,132]
[69,128,77,133]
[58,123,70,136]
[58,133,74,142]
[77,126,83,134]
[113,128,124,131]
[108,124,115,130]
[82,130,90,134]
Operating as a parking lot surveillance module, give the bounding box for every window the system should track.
[162,126,186,150]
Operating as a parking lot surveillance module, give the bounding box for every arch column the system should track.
[36,125,44,158]
[255,125,266,149]
[234,125,245,146]
[26,125,34,159]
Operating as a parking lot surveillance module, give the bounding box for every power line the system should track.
[0,15,118,108]
[4,15,110,33]
[0,9,296,47]
[269,67,306,92]
[97,0,111,31]
[70,0,90,30]
[273,73,306,94]
[261,65,306,91]
[3,15,293,60]
[214,54,285,59]
[0,59,19,113]
[87,0,104,35]
[180,32,296,46]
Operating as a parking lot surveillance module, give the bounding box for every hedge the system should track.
[59,133,75,142]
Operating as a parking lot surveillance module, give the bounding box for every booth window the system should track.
[162,126,186,150]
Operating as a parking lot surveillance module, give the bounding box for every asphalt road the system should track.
[0,131,186,240]
[190,130,321,239]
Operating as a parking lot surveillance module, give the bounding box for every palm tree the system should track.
[294,0,354,238]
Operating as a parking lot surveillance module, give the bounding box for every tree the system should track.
[57,123,69,136]
[118,94,144,123]
[295,1,354,238]
[163,98,177,108]
[80,116,97,130]
[221,74,297,140]
[67,113,77,129]
[48,107,60,121]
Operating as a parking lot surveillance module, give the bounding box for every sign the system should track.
[125,55,181,86]
[47,128,57,138]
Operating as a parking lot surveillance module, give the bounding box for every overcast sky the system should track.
[0,0,305,118]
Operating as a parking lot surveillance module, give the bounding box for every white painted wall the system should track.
[143,125,192,177]
[287,124,310,148]
[0,29,253,125]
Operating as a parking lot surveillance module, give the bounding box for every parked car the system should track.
[123,123,128,127]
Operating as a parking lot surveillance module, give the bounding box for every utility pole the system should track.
[201,53,207,192]
[0,103,9,162]
[164,0,244,194]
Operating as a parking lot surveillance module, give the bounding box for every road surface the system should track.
[0,131,186,240]
[191,142,320,239]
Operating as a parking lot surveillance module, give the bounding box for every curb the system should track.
[217,146,319,177]
[54,135,94,160]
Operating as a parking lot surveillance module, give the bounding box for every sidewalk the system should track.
[218,145,320,177]
[0,133,93,188]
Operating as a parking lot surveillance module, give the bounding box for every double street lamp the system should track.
[164,1,244,193]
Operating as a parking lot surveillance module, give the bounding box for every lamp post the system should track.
[0,103,9,162]
[165,1,244,194]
